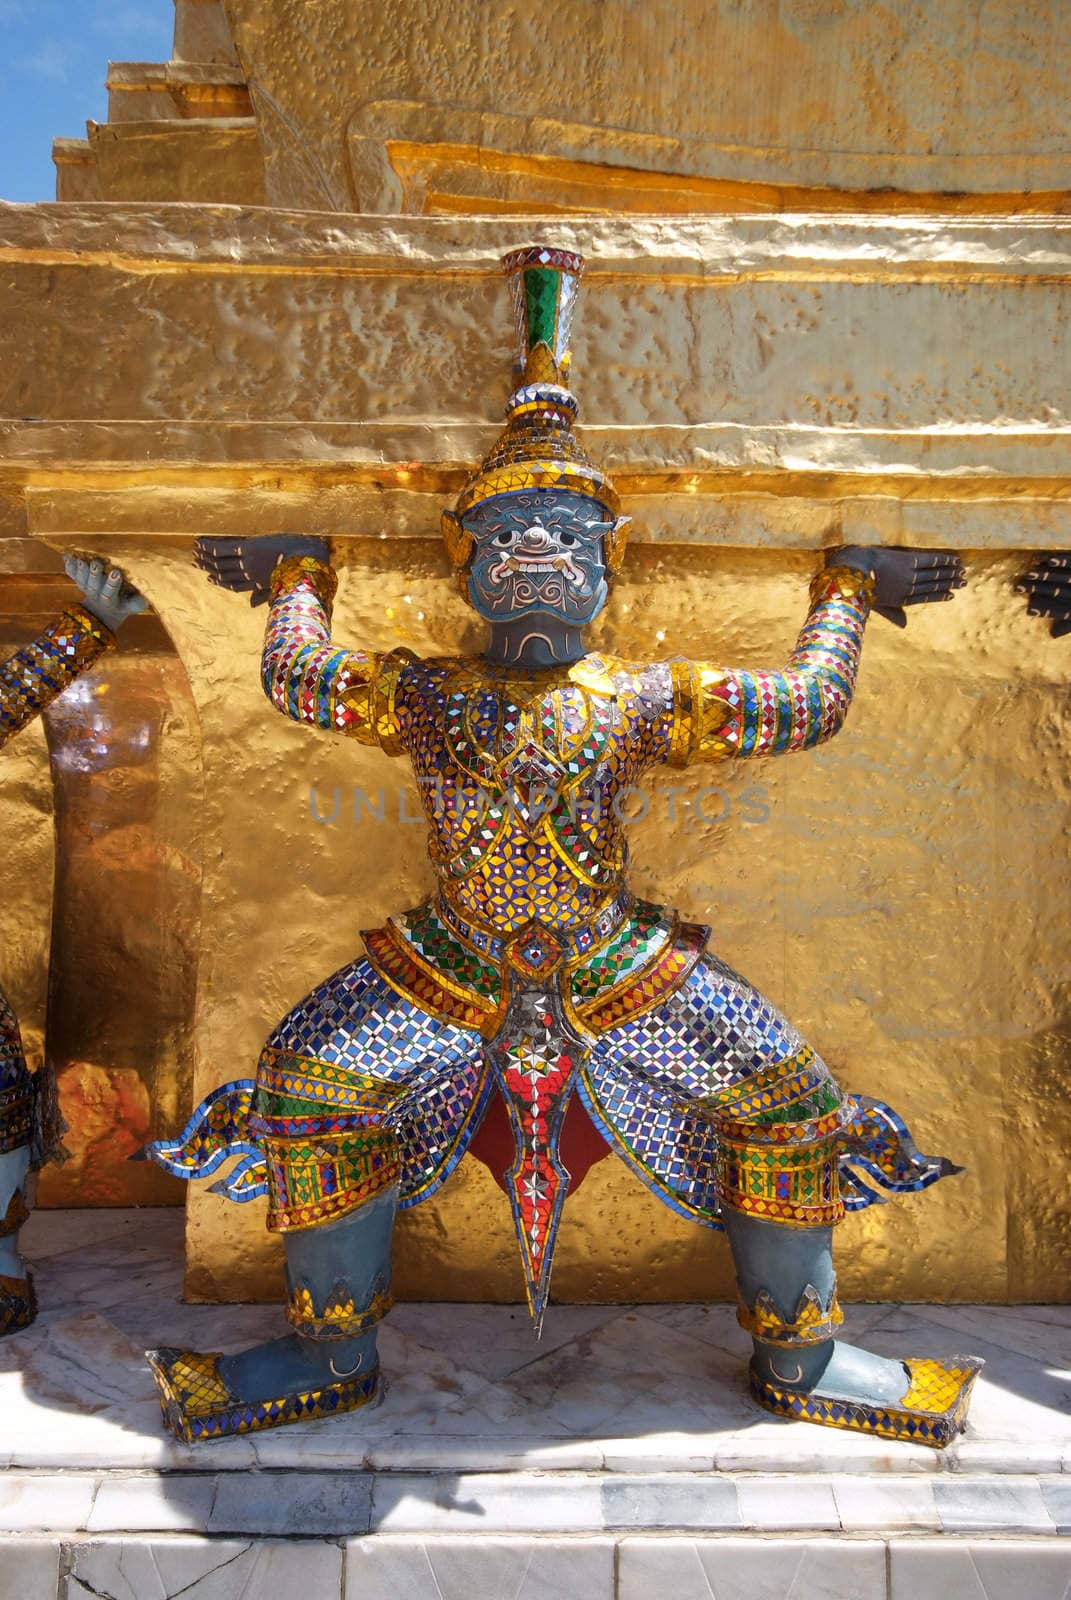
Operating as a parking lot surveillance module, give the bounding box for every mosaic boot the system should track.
[725,1211,982,1449]
[0,1145,34,1335]
[147,1186,396,1443]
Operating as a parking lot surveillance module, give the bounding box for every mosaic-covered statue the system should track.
[146,247,981,1447]
[1,556,146,1334]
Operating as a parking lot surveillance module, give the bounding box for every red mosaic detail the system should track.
[495,1026,578,1320]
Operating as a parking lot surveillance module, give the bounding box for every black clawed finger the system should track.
[1052,618,1071,638]
[906,574,954,594]
[1019,578,1071,602]
[1019,555,1071,586]
[904,578,959,601]
[198,555,247,584]
[912,551,962,571]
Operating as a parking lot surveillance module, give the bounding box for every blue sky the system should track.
[0,0,174,202]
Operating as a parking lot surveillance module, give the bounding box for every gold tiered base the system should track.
[146,1347,381,1445]
[751,1355,984,1449]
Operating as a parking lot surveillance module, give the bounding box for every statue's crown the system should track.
[451,245,619,519]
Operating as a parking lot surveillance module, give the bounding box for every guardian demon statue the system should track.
[146,248,980,1446]
[1,557,145,1334]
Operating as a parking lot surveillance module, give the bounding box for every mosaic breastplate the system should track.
[396,654,671,936]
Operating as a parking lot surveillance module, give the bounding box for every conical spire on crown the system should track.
[450,244,619,521]
[503,244,583,389]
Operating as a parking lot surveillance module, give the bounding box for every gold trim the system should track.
[383,136,1071,220]
[270,554,338,608]
[286,1281,394,1339]
[3,245,1071,289]
[738,1285,844,1347]
[813,564,876,604]
[715,1125,844,1229]
[571,911,678,1014]
[667,661,699,766]
[11,463,1071,505]
[574,921,709,1032]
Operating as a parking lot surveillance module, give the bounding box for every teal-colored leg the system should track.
[725,1209,907,1399]
[147,1186,397,1442]
[0,1144,34,1335]
[724,1210,982,1447]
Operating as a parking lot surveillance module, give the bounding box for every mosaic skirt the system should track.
[148,949,957,1234]
[0,988,34,1160]
[0,986,66,1170]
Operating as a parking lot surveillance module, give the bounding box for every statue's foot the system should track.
[146,1332,380,1444]
[0,1272,36,1336]
[750,1339,983,1449]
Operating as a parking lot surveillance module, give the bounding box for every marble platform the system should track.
[1,1209,1069,1598]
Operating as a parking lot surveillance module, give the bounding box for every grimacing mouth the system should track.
[486,549,589,587]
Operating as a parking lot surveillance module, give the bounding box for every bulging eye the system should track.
[495,530,513,546]
[558,532,576,546]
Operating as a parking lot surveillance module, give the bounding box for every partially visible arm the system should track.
[0,605,116,750]
[261,555,412,752]
[664,565,873,765]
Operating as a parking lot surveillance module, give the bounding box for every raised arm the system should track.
[664,548,964,766]
[0,557,145,750]
[196,536,411,752]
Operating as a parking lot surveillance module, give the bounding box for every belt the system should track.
[437,886,633,965]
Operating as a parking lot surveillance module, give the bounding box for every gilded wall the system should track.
[53,2,1068,213]
[2,0,1068,1302]
[222,0,1070,210]
[0,201,1068,1302]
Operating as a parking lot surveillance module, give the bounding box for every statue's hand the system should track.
[1015,553,1071,639]
[64,555,148,632]
[828,545,965,628]
[194,535,330,607]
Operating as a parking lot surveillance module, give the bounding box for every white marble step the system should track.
[5,1209,1070,1481]
[0,1467,1068,1538]
[4,1533,1071,1600]
[2,1211,1070,1597]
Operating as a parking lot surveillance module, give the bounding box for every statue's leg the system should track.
[148,1185,396,1444]
[584,951,980,1447]
[703,980,982,1445]
[722,1200,979,1446]
[0,1142,34,1335]
[215,1185,396,1403]
[725,1209,908,1400]
[144,956,486,1442]
[0,989,48,1336]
